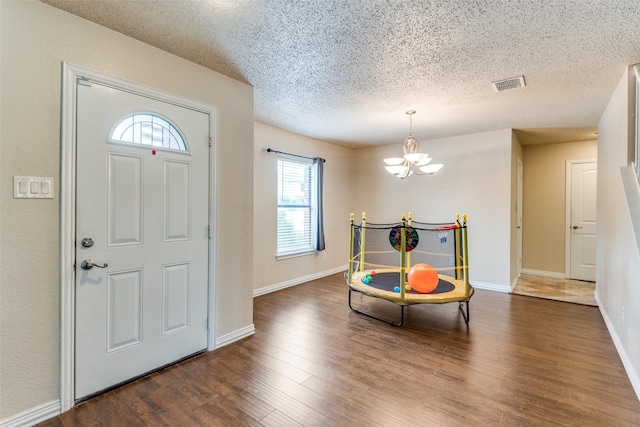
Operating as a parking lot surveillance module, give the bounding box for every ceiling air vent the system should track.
[491,75,526,92]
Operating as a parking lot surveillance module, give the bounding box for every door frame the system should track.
[564,159,597,279]
[516,157,523,277]
[60,62,219,411]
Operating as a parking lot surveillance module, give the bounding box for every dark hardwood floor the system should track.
[40,273,640,426]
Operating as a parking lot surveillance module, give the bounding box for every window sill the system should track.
[276,250,317,261]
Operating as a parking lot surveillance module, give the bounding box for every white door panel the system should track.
[75,81,209,399]
[164,161,192,241]
[107,153,143,246]
[162,262,191,334]
[106,269,143,352]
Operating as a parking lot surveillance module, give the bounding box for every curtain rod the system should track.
[266,148,325,162]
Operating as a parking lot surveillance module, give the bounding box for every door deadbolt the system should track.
[81,237,95,248]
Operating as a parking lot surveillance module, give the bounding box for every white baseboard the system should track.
[0,399,60,427]
[510,275,519,291]
[521,268,566,278]
[471,280,510,293]
[595,291,640,402]
[214,324,255,349]
[253,265,347,297]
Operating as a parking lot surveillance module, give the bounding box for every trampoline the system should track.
[346,213,473,326]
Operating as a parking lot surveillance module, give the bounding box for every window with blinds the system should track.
[277,156,317,257]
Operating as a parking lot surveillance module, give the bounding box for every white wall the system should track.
[596,66,640,397]
[0,1,254,420]
[353,129,513,290]
[253,122,354,294]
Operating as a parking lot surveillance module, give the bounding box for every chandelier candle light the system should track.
[383,110,443,179]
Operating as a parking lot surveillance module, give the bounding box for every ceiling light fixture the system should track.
[383,110,443,179]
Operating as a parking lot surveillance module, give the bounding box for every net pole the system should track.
[407,212,413,272]
[360,212,366,273]
[348,213,355,283]
[455,213,462,280]
[462,214,470,295]
[400,213,407,299]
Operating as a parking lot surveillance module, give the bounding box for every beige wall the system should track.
[597,66,640,396]
[353,129,514,290]
[1,1,254,419]
[253,122,354,292]
[522,140,597,274]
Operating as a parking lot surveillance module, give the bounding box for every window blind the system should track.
[277,156,316,256]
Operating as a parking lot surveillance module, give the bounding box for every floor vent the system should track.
[491,75,526,92]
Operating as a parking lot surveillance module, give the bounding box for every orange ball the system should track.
[407,264,439,293]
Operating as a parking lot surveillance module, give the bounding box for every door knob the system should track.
[572,225,583,230]
[81,259,108,270]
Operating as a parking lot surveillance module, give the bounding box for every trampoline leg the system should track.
[458,301,470,324]
[348,288,405,327]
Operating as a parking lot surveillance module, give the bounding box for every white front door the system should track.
[75,80,210,400]
[568,161,597,281]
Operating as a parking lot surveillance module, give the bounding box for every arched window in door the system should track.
[110,112,188,152]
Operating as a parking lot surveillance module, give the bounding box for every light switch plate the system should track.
[13,176,54,199]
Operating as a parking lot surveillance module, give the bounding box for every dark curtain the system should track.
[314,157,326,251]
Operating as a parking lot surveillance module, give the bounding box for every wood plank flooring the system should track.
[39,273,640,426]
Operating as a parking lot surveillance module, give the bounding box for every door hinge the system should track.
[208,225,212,238]
[208,137,212,148]
[206,315,210,331]
[77,78,92,87]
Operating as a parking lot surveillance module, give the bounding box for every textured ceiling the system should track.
[41,0,639,148]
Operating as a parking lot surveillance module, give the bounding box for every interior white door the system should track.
[75,81,210,400]
[569,162,597,281]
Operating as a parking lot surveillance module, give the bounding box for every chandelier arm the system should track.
[410,170,430,176]
[400,160,411,178]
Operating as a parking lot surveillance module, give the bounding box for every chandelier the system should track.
[383,110,443,179]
